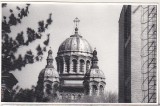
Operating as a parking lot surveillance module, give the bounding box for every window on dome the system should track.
[46,84,52,94]
[78,94,81,99]
[80,59,85,72]
[71,94,75,100]
[53,83,59,91]
[72,59,77,72]
[65,59,70,73]
[92,85,98,96]
[59,94,63,99]
[99,85,104,96]
[59,60,63,74]
[65,94,69,99]
[86,60,90,71]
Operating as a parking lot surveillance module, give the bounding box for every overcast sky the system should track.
[3,3,123,93]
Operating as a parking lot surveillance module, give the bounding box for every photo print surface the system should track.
[1,3,157,103]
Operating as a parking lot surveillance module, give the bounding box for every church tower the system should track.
[36,49,59,101]
[36,18,106,102]
[83,49,106,96]
[56,17,93,100]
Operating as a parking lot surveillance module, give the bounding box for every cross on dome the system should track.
[73,17,80,34]
[73,17,80,27]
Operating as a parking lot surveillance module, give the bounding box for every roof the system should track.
[57,28,93,55]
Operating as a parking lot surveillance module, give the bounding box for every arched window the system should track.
[59,60,63,74]
[65,94,71,100]
[92,85,98,96]
[78,94,81,99]
[72,59,77,72]
[80,59,85,72]
[57,63,59,73]
[71,94,75,100]
[65,94,69,99]
[86,60,90,71]
[65,59,70,73]
[53,83,59,91]
[46,84,52,94]
[85,84,89,95]
[59,94,63,99]
[99,85,104,96]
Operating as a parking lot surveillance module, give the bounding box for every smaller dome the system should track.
[44,68,59,78]
[84,48,105,80]
[38,49,59,82]
[39,68,59,82]
[85,68,105,79]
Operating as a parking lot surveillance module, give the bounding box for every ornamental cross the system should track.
[73,17,80,27]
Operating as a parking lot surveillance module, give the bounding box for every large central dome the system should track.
[58,27,93,55]
[56,18,93,77]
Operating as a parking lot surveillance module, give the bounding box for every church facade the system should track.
[36,18,106,101]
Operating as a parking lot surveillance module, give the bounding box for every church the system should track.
[35,18,106,101]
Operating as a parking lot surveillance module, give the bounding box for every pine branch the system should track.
[2,4,30,34]
[2,4,53,72]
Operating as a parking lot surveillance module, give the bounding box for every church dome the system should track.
[58,33,92,55]
[58,36,93,54]
[85,68,105,79]
[58,17,92,55]
[38,49,59,82]
[84,49,105,80]
[39,68,59,82]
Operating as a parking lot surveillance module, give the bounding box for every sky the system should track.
[3,3,123,93]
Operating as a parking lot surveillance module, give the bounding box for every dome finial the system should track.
[73,17,80,34]
[93,48,97,56]
[91,48,99,69]
[46,48,54,68]
[48,47,52,54]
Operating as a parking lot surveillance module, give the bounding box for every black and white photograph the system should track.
[1,1,159,105]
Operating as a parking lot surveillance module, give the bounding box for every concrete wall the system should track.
[118,5,132,103]
[119,5,143,103]
[131,6,143,103]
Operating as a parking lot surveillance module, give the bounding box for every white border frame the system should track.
[0,0,159,105]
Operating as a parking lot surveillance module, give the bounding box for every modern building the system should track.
[36,18,106,101]
[118,5,157,103]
